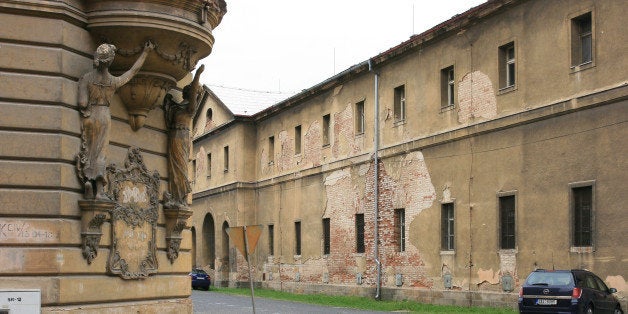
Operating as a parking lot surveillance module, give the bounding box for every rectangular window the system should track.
[499,195,516,249]
[355,101,365,134]
[268,136,275,164]
[394,208,405,252]
[223,146,229,172]
[295,221,301,255]
[573,185,593,246]
[294,125,302,155]
[499,42,516,89]
[571,12,592,66]
[355,213,365,253]
[441,203,454,250]
[322,114,331,146]
[393,85,405,122]
[207,153,211,177]
[441,66,455,108]
[268,224,274,256]
[322,218,330,255]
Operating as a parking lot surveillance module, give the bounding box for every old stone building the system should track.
[190,0,627,308]
[0,0,225,312]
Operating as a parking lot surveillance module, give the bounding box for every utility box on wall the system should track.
[0,290,41,313]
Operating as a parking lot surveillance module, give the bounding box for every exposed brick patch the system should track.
[332,104,360,159]
[276,130,294,172]
[303,120,323,168]
[260,152,437,289]
[196,147,207,179]
[458,71,497,124]
[364,152,436,288]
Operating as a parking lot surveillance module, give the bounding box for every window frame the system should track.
[223,146,229,172]
[498,42,516,91]
[322,218,331,255]
[268,136,275,165]
[394,208,406,252]
[294,221,302,255]
[268,224,274,256]
[322,114,331,146]
[393,85,406,123]
[355,213,365,253]
[355,101,365,135]
[294,125,302,155]
[498,193,516,250]
[570,181,595,249]
[570,11,595,71]
[206,153,211,178]
[441,66,455,109]
[441,202,455,251]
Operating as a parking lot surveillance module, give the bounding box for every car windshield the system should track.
[526,272,574,286]
[193,269,207,275]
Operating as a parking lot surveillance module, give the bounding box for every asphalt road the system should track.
[191,290,391,314]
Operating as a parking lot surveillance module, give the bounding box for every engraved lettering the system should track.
[122,186,148,204]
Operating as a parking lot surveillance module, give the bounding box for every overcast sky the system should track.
[200,0,486,95]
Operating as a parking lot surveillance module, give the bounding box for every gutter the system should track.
[368,59,382,300]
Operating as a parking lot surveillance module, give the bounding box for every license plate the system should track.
[536,299,557,305]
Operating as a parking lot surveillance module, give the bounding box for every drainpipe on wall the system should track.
[368,59,382,300]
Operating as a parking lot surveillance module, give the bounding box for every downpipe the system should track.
[369,59,382,300]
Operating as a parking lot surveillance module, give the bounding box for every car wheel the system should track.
[614,306,623,314]
[584,304,593,314]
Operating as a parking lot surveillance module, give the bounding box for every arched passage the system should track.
[221,221,230,275]
[202,213,215,269]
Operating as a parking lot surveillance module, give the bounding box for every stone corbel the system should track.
[163,206,193,264]
[79,200,113,264]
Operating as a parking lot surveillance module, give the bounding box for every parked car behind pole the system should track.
[518,269,623,314]
[190,268,211,290]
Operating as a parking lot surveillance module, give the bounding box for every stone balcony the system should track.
[84,0,227,129]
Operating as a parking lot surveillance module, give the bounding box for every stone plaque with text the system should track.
[106,148,160,279]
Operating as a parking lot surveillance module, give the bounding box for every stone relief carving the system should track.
[105,147,160,279]
[81,213,107,264]
[163,64,205,209]
[116,41,199,73]
[78,199,114,265]
[161,65,204,262]
[166,220,187,262]
[76,41,154,200]
[201,0,227,26]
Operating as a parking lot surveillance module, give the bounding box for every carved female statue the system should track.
[77,41,154,200]
[163,65,205,208]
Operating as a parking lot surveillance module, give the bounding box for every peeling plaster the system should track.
[332,104,360,159]
[277,130,293,172]
[458,71,497,124]
[476,268,501,285]
[324,169,350,186]
[606,275,627,292]
[303,120,323,168]
[196,147,207,176]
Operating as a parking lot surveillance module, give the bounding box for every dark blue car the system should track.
[190,268,211,290]
[519,269,623,314]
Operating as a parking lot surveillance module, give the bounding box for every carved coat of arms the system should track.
[105,148,160,279]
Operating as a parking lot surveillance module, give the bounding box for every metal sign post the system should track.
[226,225,262,314]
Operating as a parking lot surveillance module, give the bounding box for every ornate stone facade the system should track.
[0,0,226,312]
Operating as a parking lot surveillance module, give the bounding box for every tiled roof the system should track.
[207,85,297,116]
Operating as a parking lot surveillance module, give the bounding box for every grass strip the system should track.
[210,287,517,313]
